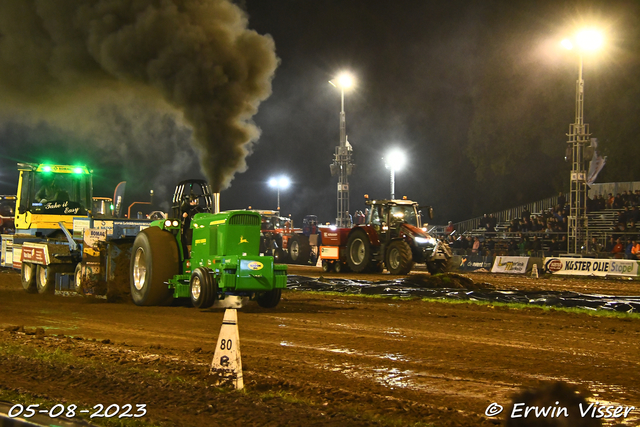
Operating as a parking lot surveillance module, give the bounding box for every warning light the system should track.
[74,167,83,174]
[42,165,52,172]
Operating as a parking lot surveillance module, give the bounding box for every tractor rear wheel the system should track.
[21,262,37,293]
[346,229,372,273]
[385,240,414,275]
[130,227,179,306]
[36,265,56,294]
[256,288,281,308]
[190,267,217,309]
[288,235,311,264]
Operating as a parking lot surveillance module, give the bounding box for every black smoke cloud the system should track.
[0,0,278,192]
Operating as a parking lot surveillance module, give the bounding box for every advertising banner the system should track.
[544,257,639,277]
[83,229,107,258]
[491,256,529,274]
[458,255,494,272]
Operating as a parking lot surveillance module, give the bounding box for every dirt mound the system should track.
[398,273,492,291]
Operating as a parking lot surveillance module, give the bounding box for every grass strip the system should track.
[289,289,640,319]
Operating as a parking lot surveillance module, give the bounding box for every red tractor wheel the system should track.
[346,229,372,273]
[385,240,414,275]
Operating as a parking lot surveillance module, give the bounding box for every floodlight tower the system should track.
[562,29,602,254]
[329,72,356,228]
[385,150,406,200]
[268,176,290,211]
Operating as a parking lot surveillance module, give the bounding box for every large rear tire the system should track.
[21,262,37,293]
[36,265,56,294]
[130,227,179,306]
[288,235,311,265]
[346,229,372,273]
[385,240,414,275]
[256,288,281,308]
[190,267,217,309]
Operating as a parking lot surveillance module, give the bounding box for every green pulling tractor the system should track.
[129,180,287,309]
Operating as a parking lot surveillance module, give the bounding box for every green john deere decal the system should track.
[239,236,248,244]
[248,261,263,271]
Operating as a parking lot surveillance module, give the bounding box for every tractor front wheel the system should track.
[256,288,281,308]
[130,228,179,306]
[385,241,414,275]
[190,267,217,309]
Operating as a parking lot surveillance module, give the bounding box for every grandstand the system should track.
[448,182,640,258]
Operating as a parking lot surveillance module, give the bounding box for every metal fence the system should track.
[438,181,640,240]
[453,195,559,234]
[588,182,640,198]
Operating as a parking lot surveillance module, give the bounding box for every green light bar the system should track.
[35,164,90,174]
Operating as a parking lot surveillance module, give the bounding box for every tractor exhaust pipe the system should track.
[213,193,220,214]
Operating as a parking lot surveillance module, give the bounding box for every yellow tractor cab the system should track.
[14,163,92,237]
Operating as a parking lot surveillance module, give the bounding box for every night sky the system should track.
[0,0,639,226]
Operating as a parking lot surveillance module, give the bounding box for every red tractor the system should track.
[255,210,311,265]
[319,197,452,274]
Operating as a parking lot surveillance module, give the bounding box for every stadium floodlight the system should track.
[384,149,406,200]
[268,176,290,211]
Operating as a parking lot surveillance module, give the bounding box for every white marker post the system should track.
[210,309,243,390]
[531,263,539,279]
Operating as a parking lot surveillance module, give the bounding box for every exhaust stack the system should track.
[213,193,220,214]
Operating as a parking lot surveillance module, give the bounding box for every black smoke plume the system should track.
[0,0,278,191]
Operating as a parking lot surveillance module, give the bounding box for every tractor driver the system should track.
[181,191,202,256]
[36,175,63,203]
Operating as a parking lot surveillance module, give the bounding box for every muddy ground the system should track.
[0,266,639,427]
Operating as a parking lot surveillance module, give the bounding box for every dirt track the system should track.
[1,266,639,426]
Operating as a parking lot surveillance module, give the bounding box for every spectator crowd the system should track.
[444,190,640,260]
